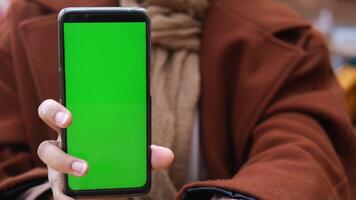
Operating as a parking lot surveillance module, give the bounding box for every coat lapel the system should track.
[19,14,59,101]
[18,0,119,101]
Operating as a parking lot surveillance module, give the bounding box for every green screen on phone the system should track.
[63,22,147,191]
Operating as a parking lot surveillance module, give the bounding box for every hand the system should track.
[37,99,174,200]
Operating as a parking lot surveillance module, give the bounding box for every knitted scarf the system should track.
[120,0,209,199]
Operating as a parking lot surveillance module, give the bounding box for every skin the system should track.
[37,99,174,200]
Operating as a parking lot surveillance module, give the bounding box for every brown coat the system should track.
[0,0,355,199]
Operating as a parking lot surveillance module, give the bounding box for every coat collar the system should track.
[18,0,309,102]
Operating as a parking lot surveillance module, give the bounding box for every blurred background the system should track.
[0,0,9,20]
[1,0,356,124]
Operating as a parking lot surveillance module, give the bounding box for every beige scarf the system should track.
[120,0,209,199]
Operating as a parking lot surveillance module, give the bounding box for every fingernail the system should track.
[55,112,68,126]
[71,161,87,175]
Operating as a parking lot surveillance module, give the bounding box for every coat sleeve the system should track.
[0,17,47,197]
[177,26,356,200]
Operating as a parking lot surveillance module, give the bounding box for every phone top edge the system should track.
[58,7,149,24]
[58,7,147,18]
[60,7,147,12]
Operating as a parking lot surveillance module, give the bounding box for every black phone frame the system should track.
[58,7,151,198]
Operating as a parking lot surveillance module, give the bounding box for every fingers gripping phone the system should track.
[58,8,151,197]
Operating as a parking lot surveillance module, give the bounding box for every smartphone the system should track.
[58,7,151,197]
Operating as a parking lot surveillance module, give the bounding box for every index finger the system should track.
[38,99,72,132]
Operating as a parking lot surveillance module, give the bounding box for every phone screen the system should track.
[63,21,148,191]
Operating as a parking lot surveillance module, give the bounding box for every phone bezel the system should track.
[58,7,151,197]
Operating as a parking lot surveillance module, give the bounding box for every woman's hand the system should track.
[37,99,174,200]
